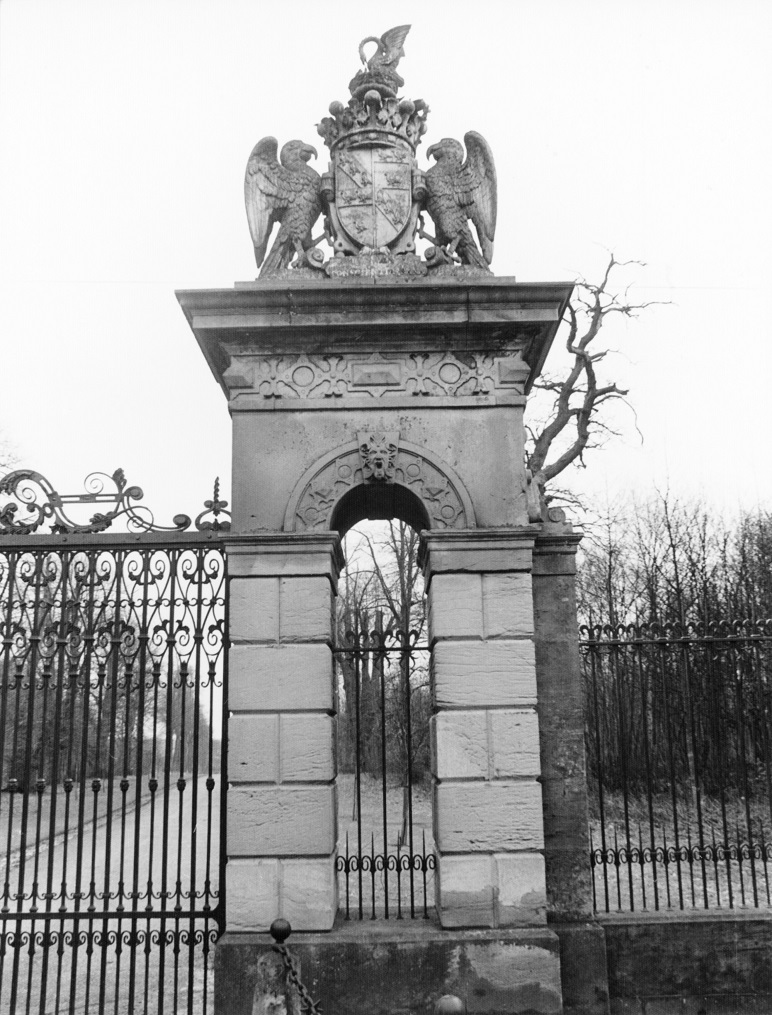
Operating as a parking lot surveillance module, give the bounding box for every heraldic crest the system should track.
[244,25,497,280]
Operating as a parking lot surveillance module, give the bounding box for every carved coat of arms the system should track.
[244,25,497,279]
[335,147,412,250]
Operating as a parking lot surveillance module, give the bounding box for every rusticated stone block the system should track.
[281,858,337,930]
[225,857,336,932]
[482,573,534,637]
[433,711,489,779]
[228,785,335,855]
[280,577,332,642]
[432,641,536,707]
[280,714,334,781]
[428,573,482,640]
[490,709,541,777]
[229,643,333,712]
[438,854,494,927]
[434,709,541,780]
[495,852,547,925]
[229,577,279,642]
[226,858,279,931]
[229,714,279,782]
[435,781,544,851]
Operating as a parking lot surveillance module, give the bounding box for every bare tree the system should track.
[526,253,665,507]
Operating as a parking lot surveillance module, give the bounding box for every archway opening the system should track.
[330,483,430,538]
[334,517,435,919]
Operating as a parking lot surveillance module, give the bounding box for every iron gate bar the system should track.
[333,627,434,920]
[0,529,227,1014]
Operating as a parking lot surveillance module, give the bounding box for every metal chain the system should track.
[274,944,323,1015]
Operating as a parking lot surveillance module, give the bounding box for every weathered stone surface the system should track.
[436,852,546,929]
[227,574,333,643]
[215,926,564,1015]
[226,858,279,931]
[495,852,547,925]
[229,643,333,711]
[251,949,303,1015]
[228,714,334,783]
[225,857,337,932]
[229,785,335,855]
[433,712,489,779]
[428,573,482,640]
[230,577,280,643]
[226,534,343,582]
[438,855,495,927]
[420,529,535,582]
[280,576,332,641]
[432,641,537,707]
[482,572,534,637]
[433,709,541,780]
[435,781,544,851]
[229,714,279,782]
[551,922,609,1015]
[428,573,534,642]
[281,858,338,930]
[533,527,594,921]
[280,714,334,781]
[604,916,772,1014]
[490,709,541,777]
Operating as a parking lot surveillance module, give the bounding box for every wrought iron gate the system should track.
[334,627,435,920]
[0,470,228,1014]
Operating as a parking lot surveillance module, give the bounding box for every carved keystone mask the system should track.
[358,431,399,483]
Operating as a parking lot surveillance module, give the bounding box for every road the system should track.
[1,776,221,1014]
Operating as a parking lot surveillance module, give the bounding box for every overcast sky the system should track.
[0,0,770,528]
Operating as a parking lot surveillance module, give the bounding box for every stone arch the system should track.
[283,438,477,534]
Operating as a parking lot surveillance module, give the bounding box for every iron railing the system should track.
[334,627,435,919]
[582,619,772,913]
[0,532,228,1013]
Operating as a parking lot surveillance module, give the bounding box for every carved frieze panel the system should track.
[292,444,470,532]
[222,350,530,399]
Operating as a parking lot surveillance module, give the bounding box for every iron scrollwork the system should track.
[0,468,231,535]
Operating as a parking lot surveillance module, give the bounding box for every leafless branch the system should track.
[526,253,668,503]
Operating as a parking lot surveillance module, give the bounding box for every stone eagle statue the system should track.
[244,137,322,276]
[424,132,497,270]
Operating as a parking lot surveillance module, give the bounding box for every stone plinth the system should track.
[216,925,563,1015]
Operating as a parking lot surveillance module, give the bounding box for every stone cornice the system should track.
[177,279,573,400]
[225,531,344,582]
[419,526,542,581]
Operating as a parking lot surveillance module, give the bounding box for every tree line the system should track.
[579,495,772,803]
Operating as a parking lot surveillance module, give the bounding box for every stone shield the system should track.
[335,145,412,249]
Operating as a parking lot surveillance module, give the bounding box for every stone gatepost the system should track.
[174,21,607,1015]
[225,533,342,931]
[421,529,546,929]
[178,278,574,1015]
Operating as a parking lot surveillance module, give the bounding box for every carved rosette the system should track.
[222,350,530,399]
[290,444,471,532]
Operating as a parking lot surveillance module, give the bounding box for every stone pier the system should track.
[177,277,596,1014]
[422,529,546,929]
